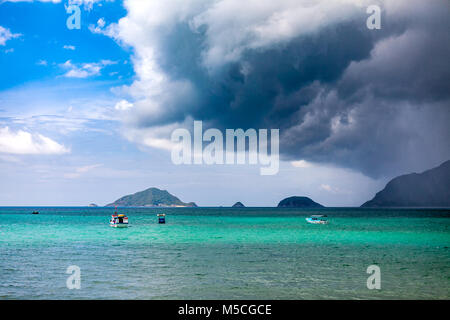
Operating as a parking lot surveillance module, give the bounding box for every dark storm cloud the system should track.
[148,19,379,128]
[122,1,450,178]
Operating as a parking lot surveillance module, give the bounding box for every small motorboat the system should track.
[157,213,166,224]
[306,215,328,224]
[32,211,39,215]
[110,207,129,228]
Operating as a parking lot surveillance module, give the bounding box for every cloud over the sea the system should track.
[0,127,69,155]
[103,0,450,177]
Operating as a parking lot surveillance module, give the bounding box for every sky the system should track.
[0,0,449,207]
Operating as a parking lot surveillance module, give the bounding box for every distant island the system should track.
[277,196,324,208]
[88,203,98,207]
[106,187,197,207]
[232,202,245,208]
[101,160,450,209]
[362,160,450,207]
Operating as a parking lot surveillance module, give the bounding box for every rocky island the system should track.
[106,187,197,207]
[232,202,245,208]
[362,160,450,207]
[277,196,324,208]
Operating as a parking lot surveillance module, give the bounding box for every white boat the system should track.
[306,215,328,224]
[110,208,129,228]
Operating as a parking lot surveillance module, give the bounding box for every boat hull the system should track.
[306,218,328,224]
[110,223,129,228]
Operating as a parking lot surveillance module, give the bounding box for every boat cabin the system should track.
[110,210,129,228]
[157,213,166,224]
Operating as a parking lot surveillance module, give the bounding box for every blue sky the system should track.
[0,1,130,89]
[0,0,448,206]
[0,0,145,205]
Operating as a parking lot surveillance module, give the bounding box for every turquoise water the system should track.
[0,207,449,299]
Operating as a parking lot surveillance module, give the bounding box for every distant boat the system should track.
[157,213,166,224]
[31,211,39,215]
[306,215,328,224]
[110,207,129,228]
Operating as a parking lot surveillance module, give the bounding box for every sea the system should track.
[0,207,449,299]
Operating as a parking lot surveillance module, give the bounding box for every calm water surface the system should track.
[0,207,449,299]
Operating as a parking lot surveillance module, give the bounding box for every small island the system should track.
[106,187,197,207]
[88,203,98,207]
[232,202,245,208]
[277,196,324,208]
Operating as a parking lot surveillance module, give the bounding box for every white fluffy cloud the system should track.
[291,160,313,168]
[0,26,21,46]
[69,0,112,10]
[190,0,371,68]
[89,18,109,35]
[0,127,69,155]
[110,0,377,69]
[60,59,116,78]
[114,99,133,111]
